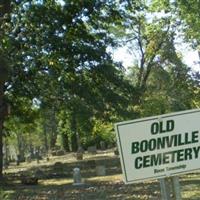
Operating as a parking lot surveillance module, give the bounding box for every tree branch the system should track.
[141,24,171,90]
[135,21,145,87]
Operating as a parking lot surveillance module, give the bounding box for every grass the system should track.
[3,174,160,200]
[2,150,200,199]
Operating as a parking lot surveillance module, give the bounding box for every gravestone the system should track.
[76,152,83,160]
[21,176,38,185]
[96,165,106,176]
[76,146,84,160]
[56,150,65,156]
[73,168,84,186]
[95,160,106,176]
[26,155,32,163]
[20,169,38,185]
[54,162,63,169]
[35,151,40,164]
[35,168,45,179]
[87,146,97,154]
[114,148,119,155]
[51,151,57,156]
[77,146,84,154]
[3,158,8,169]
[100,141,106,150]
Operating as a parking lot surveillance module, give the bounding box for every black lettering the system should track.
[163,152,170,164]
[165,135,175,148]
[160,121,166,133]
[176,149,184,162]
[174,134,178,146]
[184,132,191,144]
[149,139,156,151]
[143,155,150,168]
[151,122,159,135]
[157,137,165,149]
[192,131,199,143]
[193,146,200,159]
[132,142,139,154]
[140,140,148,152]
[135,157,142,169]
[167,120,174,132]
[171,151,175,163]
[178,134,185,146]
[184,148,193,160]
[150,153,162,166]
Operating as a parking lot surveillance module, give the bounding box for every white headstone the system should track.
[73,168,84,186]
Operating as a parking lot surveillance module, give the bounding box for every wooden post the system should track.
[159,178,171,200]
[172,176,182,200]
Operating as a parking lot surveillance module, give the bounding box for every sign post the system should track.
[172,176,181,200]
[115,109,200,199]
[159,178,170,200]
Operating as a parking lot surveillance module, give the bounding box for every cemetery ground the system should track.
[1,149,200,200]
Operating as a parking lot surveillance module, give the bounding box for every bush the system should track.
[82,120,115,149]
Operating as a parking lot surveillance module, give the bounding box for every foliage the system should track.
[81,119,115,148]
[4,115,44,159]
[175,0,200,45]
[0,0,199,167]
[0,0,137,160]
[139,64,196,117]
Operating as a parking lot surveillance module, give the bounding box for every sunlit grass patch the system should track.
[182,184,200,199]
[86,174,122,183]
[40,178,73,186]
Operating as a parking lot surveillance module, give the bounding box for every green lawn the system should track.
[2,151,200,199]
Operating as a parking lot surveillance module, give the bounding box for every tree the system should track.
[0,0,135,178]
[175,0,200,46]
[117,0,198,116]
[111,0,178,105]
[7,0,133,151]
[138,62,196,117]
[0,0,12,180]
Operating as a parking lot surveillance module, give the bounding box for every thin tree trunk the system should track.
[49,108,58,149]
[61,132,70,152]
[43,123,49,154]
[0,83,4,179]
[71,132,78,152]
[71,114,78,152]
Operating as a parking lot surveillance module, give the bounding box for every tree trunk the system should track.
[61,132,70,152]
[43,123,49,154]
[71,133,78,152]
[60,118,70,152]
[0,0,11,181]
[49,108,58,150]
[16,133,25,163]
[0,83,4,179]
[70,114,78,152]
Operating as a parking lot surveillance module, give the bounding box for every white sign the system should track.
[115,109,200,184]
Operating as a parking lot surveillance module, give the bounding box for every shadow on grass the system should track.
[2,176,162,200]
[3,171,200,200]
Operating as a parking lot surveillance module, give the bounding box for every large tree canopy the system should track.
[0,0,135,178]
[5,1,133,116]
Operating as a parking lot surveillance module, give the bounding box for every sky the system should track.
[179,46,200,73]
[56,0,200,73]
[113,45,200,73]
